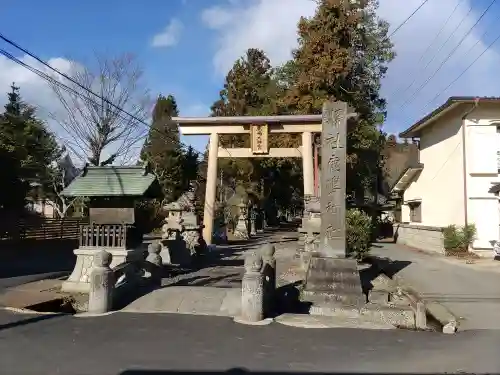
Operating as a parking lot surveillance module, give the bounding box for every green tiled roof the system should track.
[61,166,158,197]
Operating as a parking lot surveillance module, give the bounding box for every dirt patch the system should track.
[445,249,480,260]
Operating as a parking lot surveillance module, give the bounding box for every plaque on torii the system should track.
[250,124,269,155]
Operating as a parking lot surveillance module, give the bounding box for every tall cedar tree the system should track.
[281,0,394,199]
[0,84,62,211]
[141,94,185,203]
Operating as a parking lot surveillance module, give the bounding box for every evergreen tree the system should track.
[210,49,275,197]
[281,0,394,198]
[0,84,62,211]
[141,94,184,203]
[181,146,199,190]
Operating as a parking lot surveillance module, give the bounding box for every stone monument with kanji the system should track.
[303,101,365,307]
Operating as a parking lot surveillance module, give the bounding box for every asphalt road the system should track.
[0,271,69,291]
[0,310,498,375]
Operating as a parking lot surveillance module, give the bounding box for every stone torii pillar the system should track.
[302,132,314,198]
[203,132,219,245]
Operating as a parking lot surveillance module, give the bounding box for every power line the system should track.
[397,0,497,111]
[0,32,242,168]
[417,0,464,65]
[0,48,228,214]
[389,0,431,38]
[0,37,269,217]
[387,0,468,101]
[425,28,500,108]
[0,33,150,129]
[0,48,152,155]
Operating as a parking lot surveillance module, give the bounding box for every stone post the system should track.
[260,243,276,317]
[88,249,115,314]
[415,301,427,330]
[146,242,163,287]
[241,253,264,322]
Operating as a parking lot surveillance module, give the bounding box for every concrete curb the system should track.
[233,317,274,326]
[368,256,459,334]
[1,306,69,316]
[74,311,117,318]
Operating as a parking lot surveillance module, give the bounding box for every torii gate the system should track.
[172,114,323,245]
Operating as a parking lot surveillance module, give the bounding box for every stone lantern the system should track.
[234,201,249,240]
[161,185,206,266]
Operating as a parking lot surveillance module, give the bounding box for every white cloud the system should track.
[201,0,316,75]
[378,0,500,132]
[151,19,183,48]
[201,0,500,133]
[0,54,72,113]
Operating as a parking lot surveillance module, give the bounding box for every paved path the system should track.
[123,230,299,315]
[0,309,498,374]
[372,243,500,331]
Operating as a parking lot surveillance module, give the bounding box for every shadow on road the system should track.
[0,239,77,280]
[0,312,66,331]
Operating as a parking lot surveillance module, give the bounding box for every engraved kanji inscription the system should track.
[325,201,339,213]
[325,132,344,149]
[325,176,341,195]
[320,101,348,256]
[325,224,341,239]
[332,108,344,128]
[328,155,341,173]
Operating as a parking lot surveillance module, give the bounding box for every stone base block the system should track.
[233,228,249,240]
[275,313,396,330]
[308,303,416,329]
[303,256,365,308]
[61,247,144,294]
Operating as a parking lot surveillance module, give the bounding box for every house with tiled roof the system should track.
[392,97,500,257]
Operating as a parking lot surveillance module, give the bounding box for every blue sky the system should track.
[1,0,500,164]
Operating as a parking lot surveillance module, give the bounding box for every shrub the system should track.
[462,224,477,249]
[442,223,477,251]
[346,208,372,261]
[443,225,461,250]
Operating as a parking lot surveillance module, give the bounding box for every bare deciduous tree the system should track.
[49,53,151,166]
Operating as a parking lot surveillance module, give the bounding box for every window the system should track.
[409,201,422,223]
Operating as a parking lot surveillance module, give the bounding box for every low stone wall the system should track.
[393,223,444,254]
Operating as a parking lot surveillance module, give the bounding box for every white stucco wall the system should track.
[402,107,465,228]
[463,104,500,249]
[400,103,500,252]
